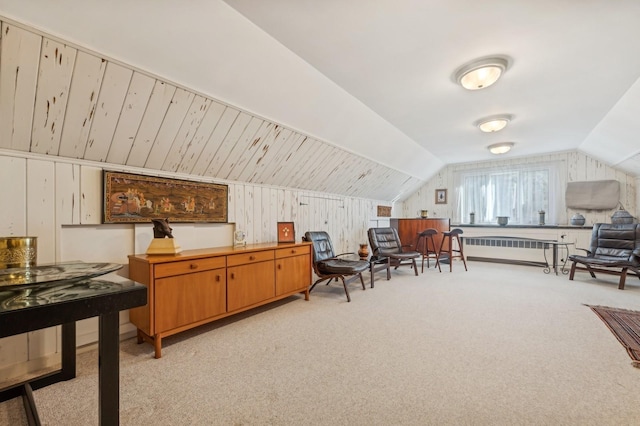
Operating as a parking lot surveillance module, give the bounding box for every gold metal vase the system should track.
[0,236,38,269]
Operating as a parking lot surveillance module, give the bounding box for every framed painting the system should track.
[103,171,228,223]
[435,189,447,205]
[377,205,392,217]
[277,222,295,243]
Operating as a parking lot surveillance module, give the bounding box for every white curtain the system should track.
[453,162,565,225]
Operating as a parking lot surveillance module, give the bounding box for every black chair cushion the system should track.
[317,259,370,275]
[368,227,419,258]
[570,254,638,267]
[588,223,640,262]
[369,228,402,253]
[379,251,419,259]
[305,231,337,262]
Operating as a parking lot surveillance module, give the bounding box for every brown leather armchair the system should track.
[367,227,420,280]
[569,223,640,289]
[304,231,370,302]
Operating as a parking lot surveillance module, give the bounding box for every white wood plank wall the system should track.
[0,24,40,151]
[0,151,390,381]
[0,18,422,202]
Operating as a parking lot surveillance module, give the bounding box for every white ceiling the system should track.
[1,0,640,189]
[222,0,640,171]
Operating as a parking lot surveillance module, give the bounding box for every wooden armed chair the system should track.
[367,227,420,280]
[304,231,370,302]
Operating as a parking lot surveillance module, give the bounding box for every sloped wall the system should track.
[0,17,424,202]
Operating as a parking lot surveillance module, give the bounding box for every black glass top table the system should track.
[0,261,122,289]
[0,263,147,426]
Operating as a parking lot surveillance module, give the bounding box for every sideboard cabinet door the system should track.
[275,246,311,296]
[155,269,226,333]
[227,260,275,312]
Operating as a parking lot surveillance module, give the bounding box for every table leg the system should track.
[1,323,77,425]
[560,244,571,274]
[553,244,558,275]
[60,322,76,380]
[21,383,40,426]
[543,243,551,274]
[99,312,120,426]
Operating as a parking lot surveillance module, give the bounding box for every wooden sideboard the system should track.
[390,218,451,252]
[128,242,312,358]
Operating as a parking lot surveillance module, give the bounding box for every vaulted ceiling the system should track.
[1,0,640,202]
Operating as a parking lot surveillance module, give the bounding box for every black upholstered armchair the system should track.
[368,227,420,280]
[569,223,640,289]
[304,231,370,302]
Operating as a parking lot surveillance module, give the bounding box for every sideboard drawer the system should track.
[154,257,226,278]
[227,250,274,267]
[275,245,310,259]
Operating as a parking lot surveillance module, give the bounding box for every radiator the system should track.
[464,237,550,250]
[462,236,564,267]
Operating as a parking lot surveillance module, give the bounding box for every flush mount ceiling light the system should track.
[475,114,513,133]
[488,142,514,155]
[454,57,509,90]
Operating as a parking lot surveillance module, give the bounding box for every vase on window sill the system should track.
[538,210,546,226]
[570,213,585,226]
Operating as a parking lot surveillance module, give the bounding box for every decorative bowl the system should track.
[611,208,635,224]
[496,216,509,226]
[570,213,586,226]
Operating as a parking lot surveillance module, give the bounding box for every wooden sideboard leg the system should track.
[304,288,310,301]
[136,329,144,344]
[154,336,162,359]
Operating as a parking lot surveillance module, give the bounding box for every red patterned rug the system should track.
[588,305,640,368]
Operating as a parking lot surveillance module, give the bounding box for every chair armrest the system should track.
[400,244,414,253]
[575,247,592,256]
[335,252,357,257]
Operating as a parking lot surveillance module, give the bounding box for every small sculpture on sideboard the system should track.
[147,218,182,255]
[234,230,247,247]
[152,218,174,238]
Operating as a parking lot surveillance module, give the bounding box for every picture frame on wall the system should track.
[377,205,392,217]
[435,189,447,204]
[103,170,228,223]
[277,222,295,243]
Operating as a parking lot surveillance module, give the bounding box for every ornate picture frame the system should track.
[377,205,392,217]
[435,189,447,205]
[277,222,295,243]
[103,171,228,223]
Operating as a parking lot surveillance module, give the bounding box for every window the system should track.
[453,162,564,225]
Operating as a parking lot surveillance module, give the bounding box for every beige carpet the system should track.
[2,261,640,425]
